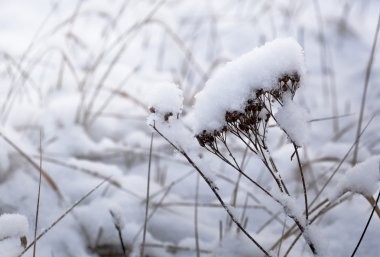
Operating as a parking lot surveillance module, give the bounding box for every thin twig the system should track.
[152,125,273,257]
[309,115,376,208]
[18,177,109,257]
[141,133,153,257]
[293,143,309,221]
[32,130,43,257]
[351,191,380,257]
[194,174,201,257]
[132,179,174,244]
[277,214,287,256]
[352,9,380,164]
[142,242,211,254]
[0,130,62,198]
[110,211,127,256]
[38,156,142,199]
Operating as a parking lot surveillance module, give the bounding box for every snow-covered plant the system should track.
[149,38,323,256]
[1,1,379,257]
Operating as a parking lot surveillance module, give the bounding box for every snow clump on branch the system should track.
[192,37,305,148]
[146,82,183,124]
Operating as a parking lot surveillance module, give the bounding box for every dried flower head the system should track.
[195,71,302,151]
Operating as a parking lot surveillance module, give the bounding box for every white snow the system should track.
[146,82,184,122]
[0,141,10,174]
[0,238,24,257]
[211,233,265,257]
[0,1,379,256]
[316,142,371,163]
[0,213,29,240]
[303,224,327,257]
[274,192,306,227]
[330,156,380,201]
[192,38,305,134]
[275,96,310,146]
[67,158,124,179]
[274,192,325,256]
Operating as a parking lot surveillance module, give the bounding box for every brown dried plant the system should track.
[151,71,324,256]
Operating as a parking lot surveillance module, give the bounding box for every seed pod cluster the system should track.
[270,73,300,101]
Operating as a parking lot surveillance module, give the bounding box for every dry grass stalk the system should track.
[140,133,153,257]
[18,177,109,257]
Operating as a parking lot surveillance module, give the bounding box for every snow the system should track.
[146,82,184,122]
[124,131,152,148]
[275,96,310,146]
[0,238,24,257]
[109,204,126,230]
[67,158,124,179]
[274,192,306,227]
[0,0,380,257]
[0,213,29,239]
[0,141,10,174]
[192,37,305,134]
[316,142,371,163]
[211,233,266,257]
[274,192,325,256]
[303,225,327,257]
[329,156,380,201]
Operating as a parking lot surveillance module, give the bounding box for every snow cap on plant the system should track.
[192,37,305,148]
[146,82,183,123]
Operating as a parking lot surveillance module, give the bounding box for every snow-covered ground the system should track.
[0,0,379,256]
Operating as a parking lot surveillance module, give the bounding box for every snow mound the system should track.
[329,156,380,201]
[0,213,29,239]
[146,82,184,123]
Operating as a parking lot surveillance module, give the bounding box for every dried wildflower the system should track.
[195,71,302,151]
[196,130,216,147]
[164,112,173,121]
[225,111,241,123]
[192,38,304,135]
[20,236,27,248]
[272,72,301,101]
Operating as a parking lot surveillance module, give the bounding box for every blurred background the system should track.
[0,0,379,256]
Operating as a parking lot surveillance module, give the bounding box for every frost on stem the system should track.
[193,38,305,151]
[275,192,306,227]
[275,192,324,256]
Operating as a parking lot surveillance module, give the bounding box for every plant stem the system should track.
[141,133,153,257]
